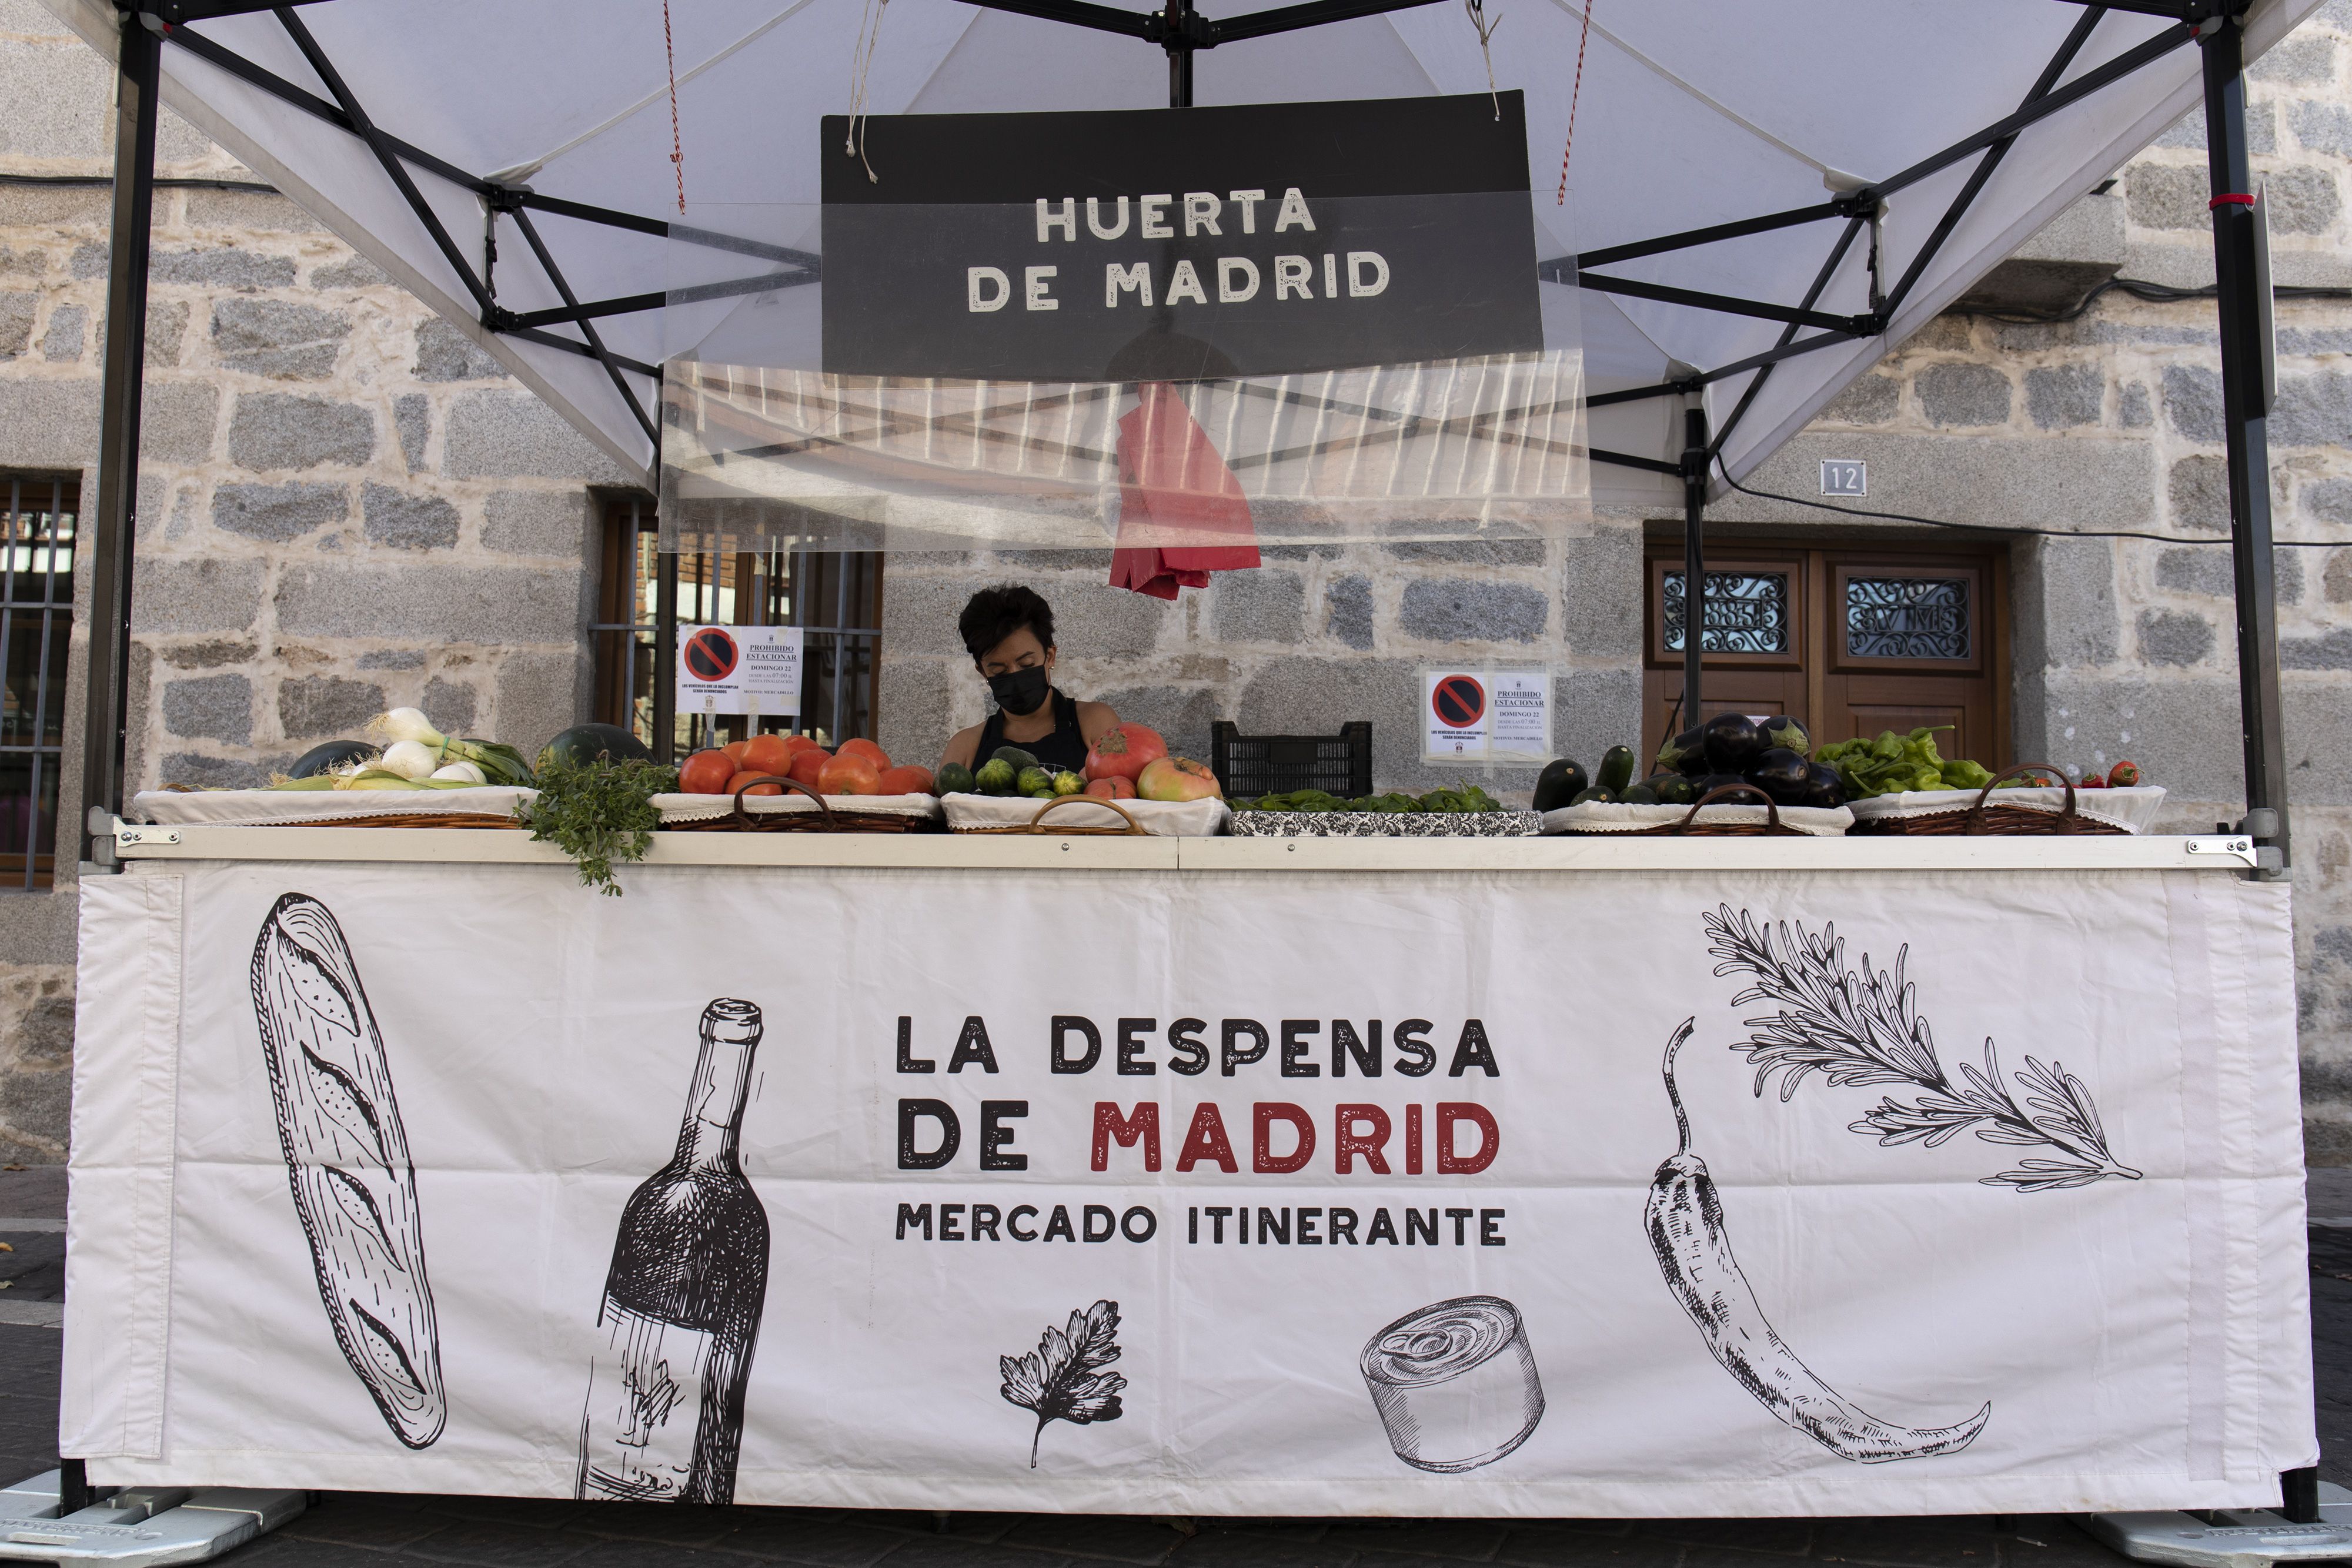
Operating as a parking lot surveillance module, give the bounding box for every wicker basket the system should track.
[1849,763,2128,837]
[663,777,937,834]
[956,795,1148,837]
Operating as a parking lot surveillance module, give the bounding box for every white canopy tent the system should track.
[24,0,2319,1538]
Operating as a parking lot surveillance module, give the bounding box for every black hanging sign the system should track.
[820,93,1542,382]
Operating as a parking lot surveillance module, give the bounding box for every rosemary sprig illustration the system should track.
[1700,905,2141,1191]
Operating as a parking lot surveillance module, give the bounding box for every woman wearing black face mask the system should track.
[940,584,1120,775]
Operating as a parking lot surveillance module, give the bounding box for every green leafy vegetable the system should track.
[517,757,676,896]
[1235,783,1506,814]
[1813,727,1952,798]
[1000,1299,1126,1468]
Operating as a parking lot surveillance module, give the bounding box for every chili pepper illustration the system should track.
[1646,1017,1990,1463]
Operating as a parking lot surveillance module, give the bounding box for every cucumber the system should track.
[993,745,1040,772]
[1531,757,1588,813]
[1596,744,1637,794]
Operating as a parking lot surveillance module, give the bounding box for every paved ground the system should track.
[2,1165,2347,1568]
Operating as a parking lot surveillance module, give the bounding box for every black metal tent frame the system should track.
[52,0,2305,1521]
[76,0,2290,870]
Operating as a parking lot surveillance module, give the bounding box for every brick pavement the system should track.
[0,1165,2345,1567]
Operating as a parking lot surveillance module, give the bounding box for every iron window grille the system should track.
[0,478,74,890]
[592,499,886,754]
[1662,569,1790,655]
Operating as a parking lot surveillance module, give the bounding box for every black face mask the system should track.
[987,665,1051,717]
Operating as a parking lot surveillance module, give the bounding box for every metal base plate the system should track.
[2086,1483,2352,1567]
[0,1471,305,1567]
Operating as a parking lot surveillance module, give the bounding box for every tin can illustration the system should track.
[1359,1295,1544,1473]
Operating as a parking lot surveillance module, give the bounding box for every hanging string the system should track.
[846,0,890,183]
[1554,0,1591,205]
[663,0,685,213]
[1464,0,1502,121]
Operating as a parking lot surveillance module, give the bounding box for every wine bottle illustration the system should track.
[577,998,770,1505]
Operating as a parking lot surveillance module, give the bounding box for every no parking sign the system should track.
[1421,668,1549,762]
[677,624,805,717]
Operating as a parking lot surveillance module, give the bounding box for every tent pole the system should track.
[1680,404,1708,725]
[1167,0,1192,106]
[652,412,677,765]
[2197,14,2290,881]
[78,9,160,868]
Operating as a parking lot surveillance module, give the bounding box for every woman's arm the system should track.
[940,723,984,770]
[1074,700,1121,749]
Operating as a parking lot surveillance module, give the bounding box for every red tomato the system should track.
[818,753,883,795]
[838,737,892,770]
[876,764,936,797]
[1084,775,1136,800]
[678,749,736,795]
[787,749,830,790]
[741,732,794,776]
[782,733,823,756]
[723,739,753,765]
[727,770,781,797]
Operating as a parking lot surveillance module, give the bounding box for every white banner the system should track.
[67,862,2312,1517]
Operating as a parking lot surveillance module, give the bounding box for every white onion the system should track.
[374,707,445,747]
[380,740,440,780]
[429,761,487,785]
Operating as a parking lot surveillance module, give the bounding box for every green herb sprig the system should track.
[518,756,676,895]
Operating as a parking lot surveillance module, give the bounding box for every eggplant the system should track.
[1532,757,1588,813]
[289,739,379,778]
[1700,712,1763,773]
[1694,772,1755,800]
[1746,746,1810,803]
[1796,761,1849,810]
[1758,714,1810,756]
[1656,726,1708,777]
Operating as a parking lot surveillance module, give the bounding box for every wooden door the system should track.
[1642,540,2009,771]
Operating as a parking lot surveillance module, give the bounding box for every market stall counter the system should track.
[62,824,2309,1520]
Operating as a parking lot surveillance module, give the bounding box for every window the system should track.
[0,478,74,890]
[590,499,886,755]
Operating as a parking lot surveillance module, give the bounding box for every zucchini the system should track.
[1596,745,1637,794]
[992,745,1039,771]
[1531,757,1588,813]
[1569,786,1616,806]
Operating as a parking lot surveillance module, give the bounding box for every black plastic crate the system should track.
[1211,720,1372,800]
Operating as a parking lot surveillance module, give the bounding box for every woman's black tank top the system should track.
[976,688,1090,774]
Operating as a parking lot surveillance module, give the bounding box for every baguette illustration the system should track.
[250,892,445,1449]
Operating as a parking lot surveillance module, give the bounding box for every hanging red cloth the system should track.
[1108,382,1260,600]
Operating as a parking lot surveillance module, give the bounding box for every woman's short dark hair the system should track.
[959,584,1055,663]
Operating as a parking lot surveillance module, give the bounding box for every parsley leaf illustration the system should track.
[999,1299,1127,1467]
